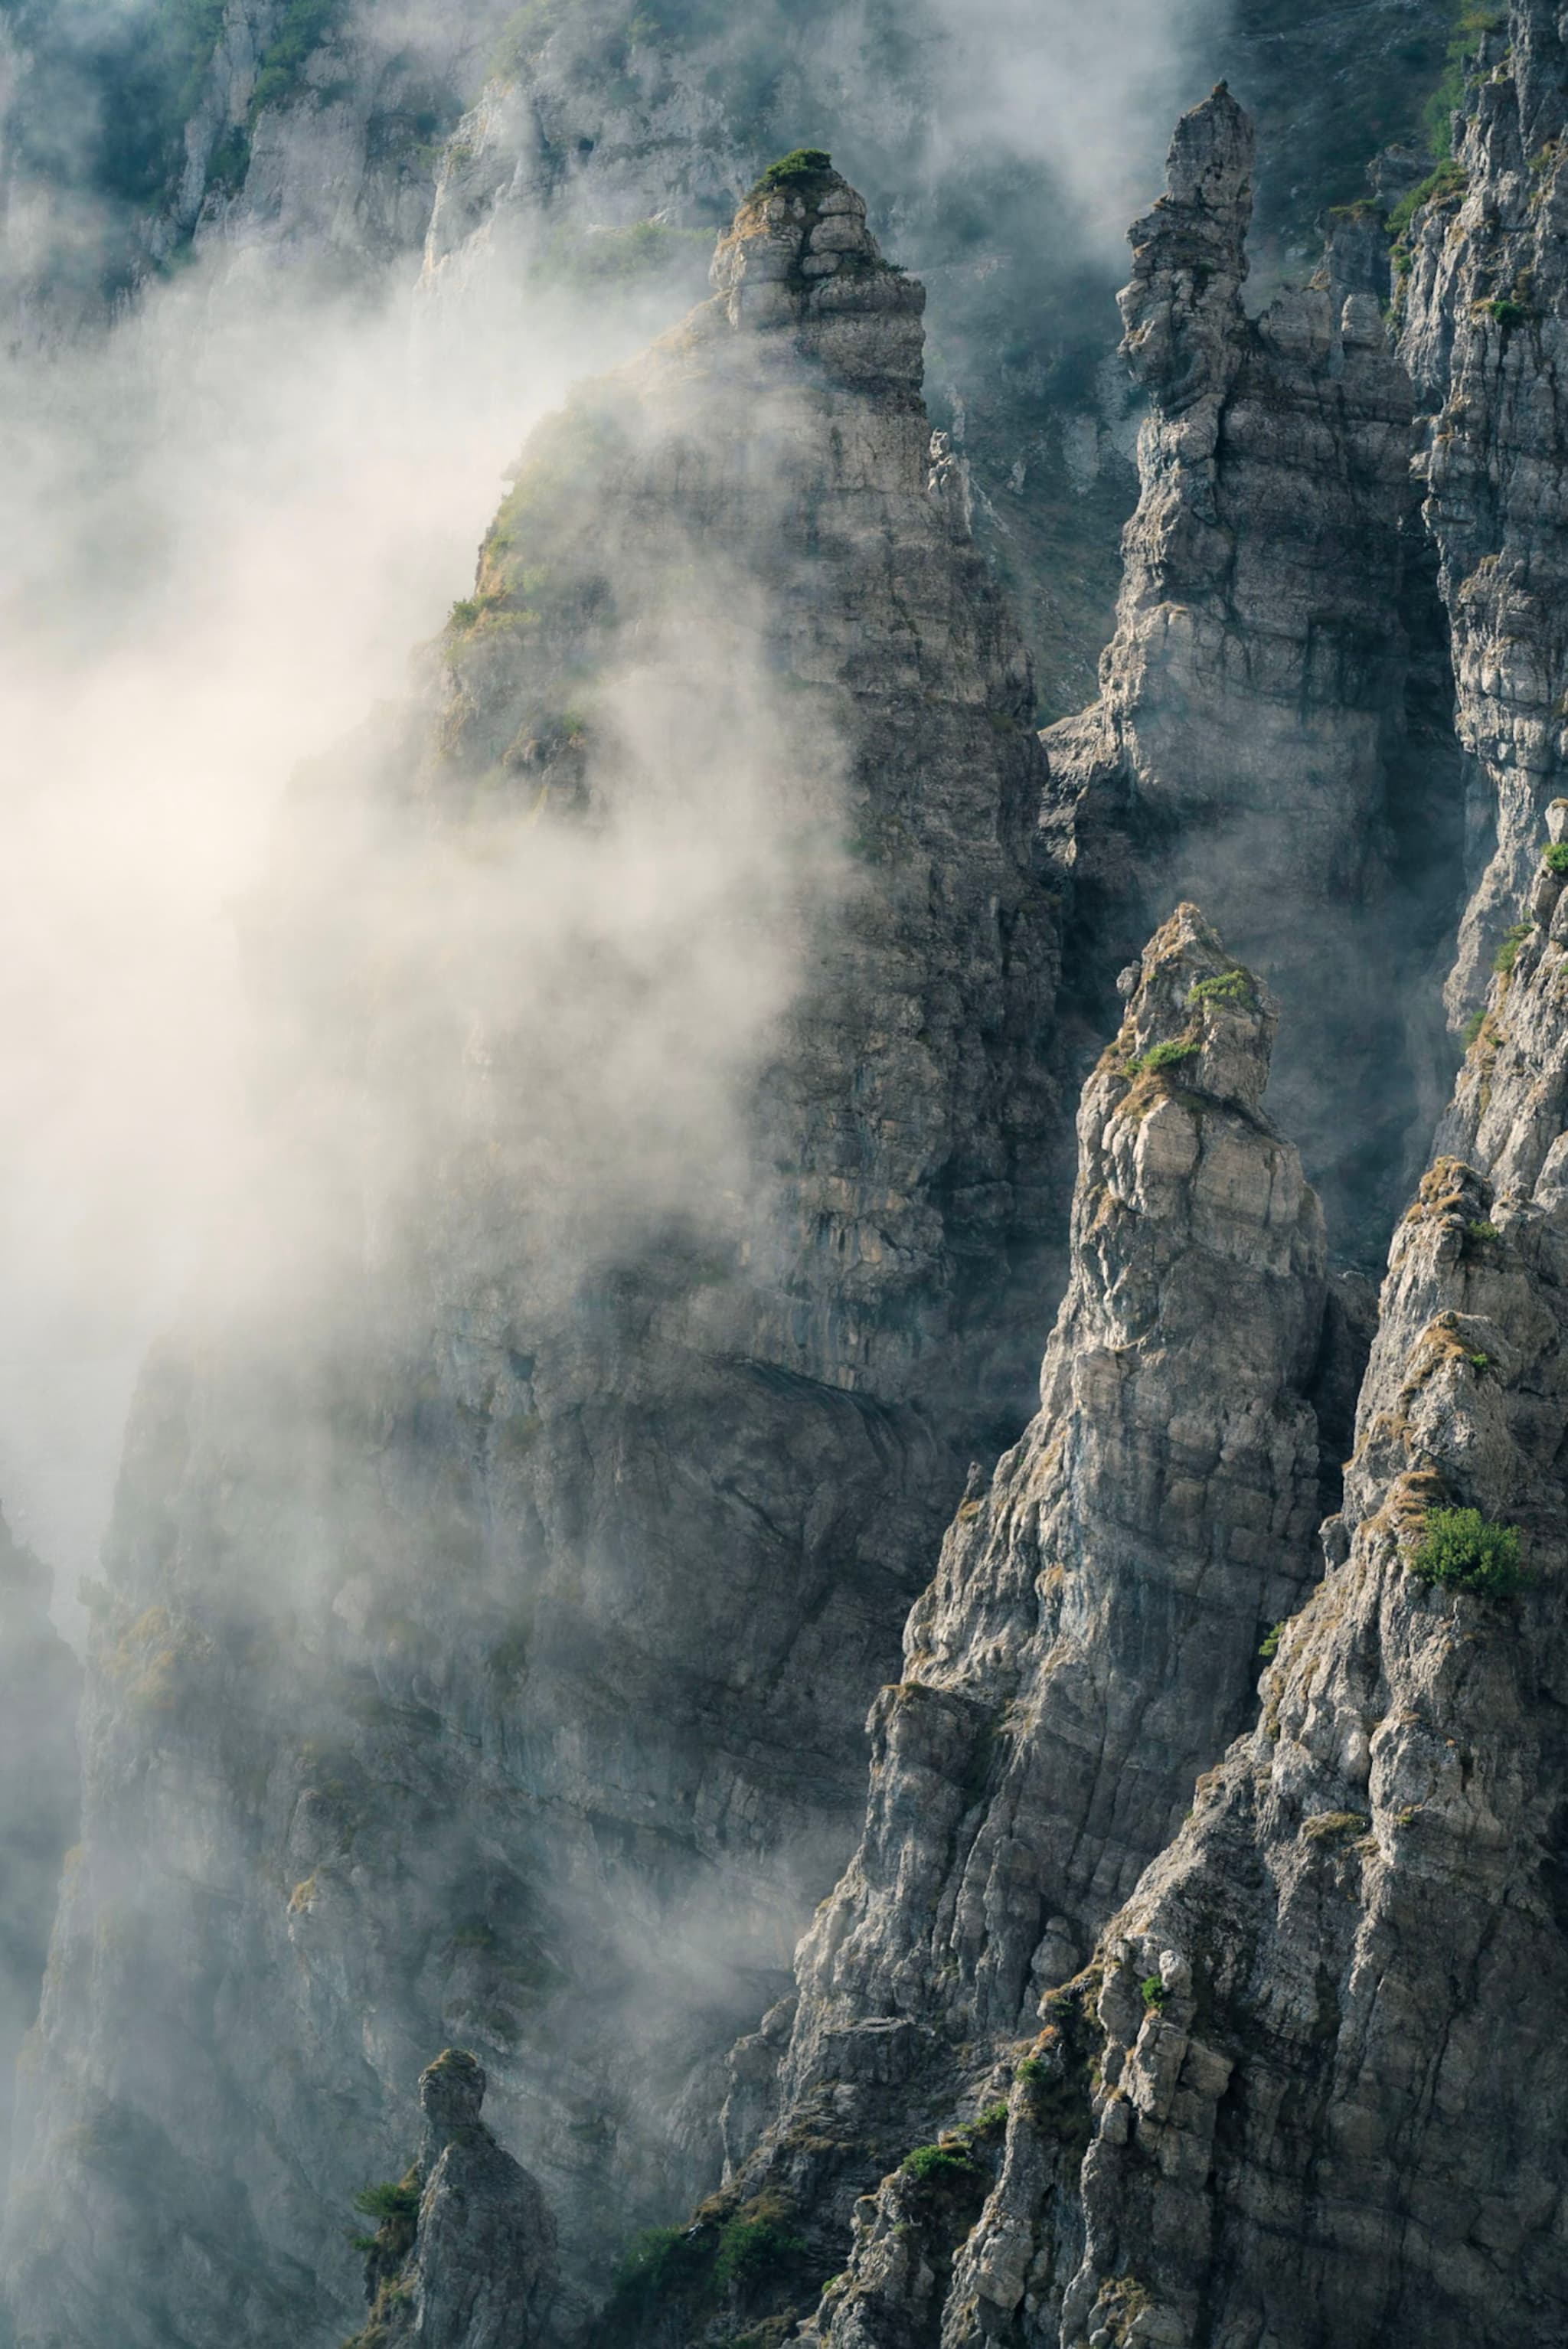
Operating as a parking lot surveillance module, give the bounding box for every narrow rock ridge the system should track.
[771,882,1568,2349]
[344,2050,557,2349]
[1047,85,1462,1258]
[1398,0,1568,1021]
[636,906,1332,2344]
[4,165,1061,2347]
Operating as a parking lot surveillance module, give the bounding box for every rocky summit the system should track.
[7,5,1568,2349]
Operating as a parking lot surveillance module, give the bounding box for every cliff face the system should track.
[2,165,1061,2349]
[623,905,1339,2345]
[1047,86,1462,1259]
[710,596,1568,2349]
[1397,1,1568,1021]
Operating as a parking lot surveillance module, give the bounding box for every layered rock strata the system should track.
[3,166,1060,2349]
[629,906,1336,2344]
[763,639,1568,2349]
[1047,86,1462,1257]
[345,2050,557,2349]
[1398,0,1568,1020]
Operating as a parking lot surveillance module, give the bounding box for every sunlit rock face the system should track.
[627,907,1338,2347]
[1047,86,1463,1263]
[2,164,1063,2348]
[1399,2,1568,1031]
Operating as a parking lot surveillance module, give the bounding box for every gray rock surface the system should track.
[740,757,1568,2349]
[345,2050,557,2349]
[1047,85,1462,1258]
[1397,0,1568,1022]
[2,167,1062,2349]
[630,904,1337,2344]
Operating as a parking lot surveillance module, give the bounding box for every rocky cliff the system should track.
[1397,0,1568,1026]
[1046,84,1463,1259]
[612,903,1345,2345]
[2,161,1062,2348]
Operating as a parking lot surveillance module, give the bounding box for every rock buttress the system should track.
[1398,1,1568,1024]
[1047,86,1463,1259]
[629,906,1331,2346]
[2,164,1061,2347]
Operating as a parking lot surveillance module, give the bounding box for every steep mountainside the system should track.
[615,904,1343,2347]
[1398,0,1568,1020]
[1047,84,1462,1260]
[2,161,1062,2348]
[13,8,1568,2349]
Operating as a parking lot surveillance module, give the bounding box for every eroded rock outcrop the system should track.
[3,163,1060,2349]
[1398,0,1568,1023]
[345,2050,557,2349]
[1048,85,1462,1256]
[629,906,1337,2344]
[779,748,1568,2349]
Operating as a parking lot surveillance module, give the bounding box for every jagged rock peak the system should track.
[1120,83,1253,409]
[1048,91,1455,1260]
[706,152,924,394]
[346,2049,558,2349]
[1102,900,1278,1116]
[682,910,1331,2349]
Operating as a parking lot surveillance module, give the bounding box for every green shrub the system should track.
[753,147,832,195]
[1462,1006,1488,1047]
[900,2141,976,2184]
[607,2224,710,2314]
[1466,1218,1501,1244]
[713,2207,807,2291]
[1187,969,1255,1010]
[1545,841,1568,875]
[348,2170,420,2262]
[1258,1621,1285,1661]
[1406,1506,1526,1596]
[1014,2054,1048,2086]
[1139,1975,1167,2010]
[1124,1037,1201,1080]
[1487,296,1534,328]
[1494,921,1533,974]
[1387,158,1468,240]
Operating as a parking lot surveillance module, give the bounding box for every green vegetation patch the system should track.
[1406,1505,1526,1596]
[348,2168,422,2262]
[1258,1620,1285,1661]
[712,2201,808,2292]
[752,147,833,197]
[1494,920,1534,974]
[900,2140,978,2184]
[1125,1037,1201,1080]
[1188,968,1256,1011]
[1421,6,1508,159]
[1139,1975,1167,2011]
[1387,158,1469,242]
[1544,841,1568,876]
[250,0,349,119]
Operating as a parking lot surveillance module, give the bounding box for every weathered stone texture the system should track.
[1049,86,1459,1257]
[2,170,1061,2349]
